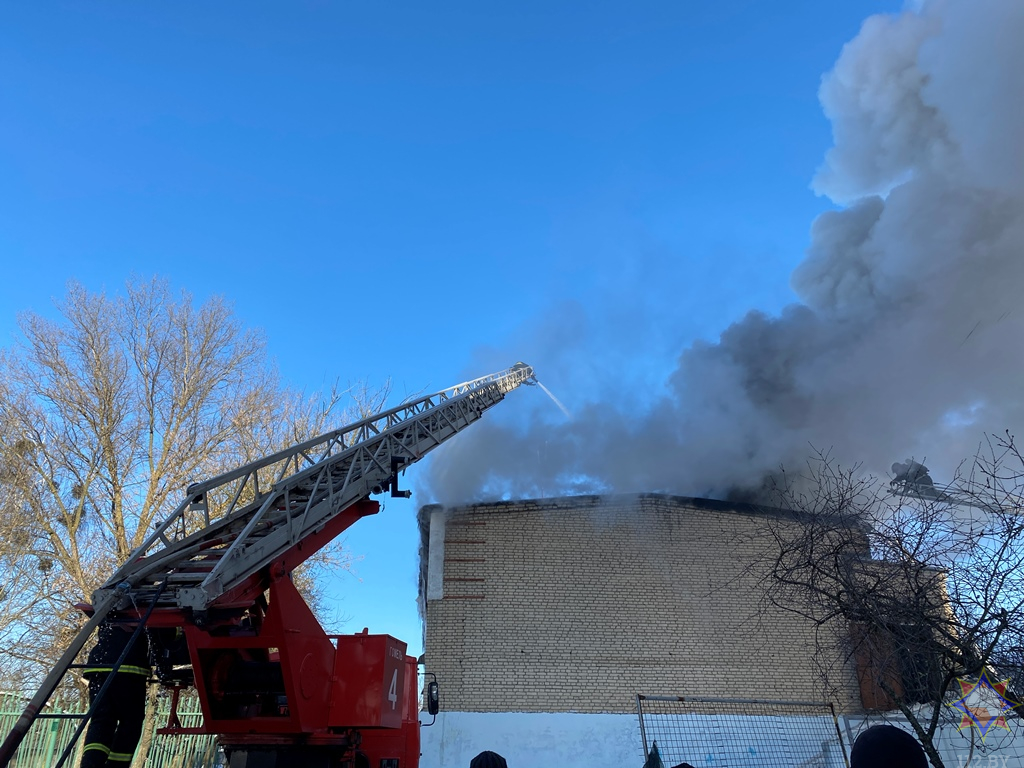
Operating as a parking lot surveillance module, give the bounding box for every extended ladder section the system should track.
[97,362,536,613]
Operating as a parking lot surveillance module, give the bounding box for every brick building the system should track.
[415,494,1024,768]
[418,493,864,716]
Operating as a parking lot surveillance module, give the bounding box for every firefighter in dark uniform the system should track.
[80,620,151,768]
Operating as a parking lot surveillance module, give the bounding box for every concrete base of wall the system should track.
[418,711,643,768]
[419,710,1024,768]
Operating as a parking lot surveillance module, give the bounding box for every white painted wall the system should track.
[419,711,1024,768]
[418,712,644,768]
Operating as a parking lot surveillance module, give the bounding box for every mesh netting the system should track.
[636,695,847,768]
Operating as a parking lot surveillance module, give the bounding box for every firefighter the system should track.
[80,620,151,768]
[850,724,927,768]
[470,751,508,768]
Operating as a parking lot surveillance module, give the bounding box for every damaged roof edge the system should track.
[418,491,868,527]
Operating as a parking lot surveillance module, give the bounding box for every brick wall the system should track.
[419,493,863,714]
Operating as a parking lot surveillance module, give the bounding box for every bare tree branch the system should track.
[0,278,390,699]
[761,442,1024,768]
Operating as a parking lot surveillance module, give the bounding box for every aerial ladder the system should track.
[0,363,536,768]
[889,458,1002,512]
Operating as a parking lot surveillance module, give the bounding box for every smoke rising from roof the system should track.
[424,0,1024,504]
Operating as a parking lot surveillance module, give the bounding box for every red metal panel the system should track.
[184,576,335,735]
[329,634,407,729]
[352,655,421,766]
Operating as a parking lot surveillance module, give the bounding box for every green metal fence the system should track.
[0,692,220,768]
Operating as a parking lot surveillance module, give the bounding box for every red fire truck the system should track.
[0,364,536,768]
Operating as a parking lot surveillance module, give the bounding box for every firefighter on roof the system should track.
[80,620,151,768]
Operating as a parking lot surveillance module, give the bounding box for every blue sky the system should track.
[0,1,898,655]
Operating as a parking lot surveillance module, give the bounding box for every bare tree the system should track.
[762,440,1024,768]
[0,278,389,696]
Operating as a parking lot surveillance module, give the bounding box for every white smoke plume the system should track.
[425,0,1024,504]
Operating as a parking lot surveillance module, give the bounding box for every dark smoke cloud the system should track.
[424,0,1024,504]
